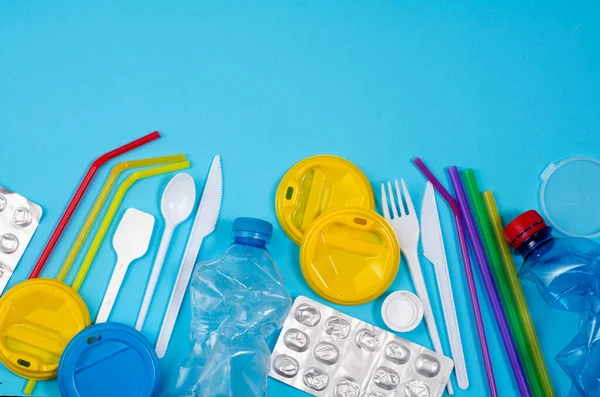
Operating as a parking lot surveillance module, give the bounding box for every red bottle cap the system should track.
[504,210,549,250]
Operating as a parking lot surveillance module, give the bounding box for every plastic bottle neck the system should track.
[516,227,553,259]
[233,236,267,249]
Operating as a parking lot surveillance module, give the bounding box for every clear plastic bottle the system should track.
[505,210,600,397]
[166,218,292,397]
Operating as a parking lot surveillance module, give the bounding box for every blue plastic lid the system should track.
[233,217,273,243]
[58,323,160,397]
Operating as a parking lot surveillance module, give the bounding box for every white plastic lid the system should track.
[539,157,600,238]
[381,291,423,333]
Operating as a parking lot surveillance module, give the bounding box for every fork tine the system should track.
[394,180,406,216]
[387,181,399,218]
[380,183,391,219]
[401,178,415,215]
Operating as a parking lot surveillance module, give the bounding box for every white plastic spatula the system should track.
[135,173,196,331]
[96,208,155,324]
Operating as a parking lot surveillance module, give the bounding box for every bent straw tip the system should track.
[24,379,35,395]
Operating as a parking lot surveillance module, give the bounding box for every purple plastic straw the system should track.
[413,158,498,397]
[448,166,532,397]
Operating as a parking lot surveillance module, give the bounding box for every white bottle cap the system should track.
[381,291,424,333]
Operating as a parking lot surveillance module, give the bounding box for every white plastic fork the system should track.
[381,179,454,395]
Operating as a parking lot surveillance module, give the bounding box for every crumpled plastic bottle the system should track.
[165,217,292,397]
[505,210,600,397]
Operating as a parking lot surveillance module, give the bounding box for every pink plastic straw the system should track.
[449,166,532,397]
[412,158,498,397]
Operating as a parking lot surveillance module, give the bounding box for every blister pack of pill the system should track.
[0,186,42,294]
[270,296,454,397]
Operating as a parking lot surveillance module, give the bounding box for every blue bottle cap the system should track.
[232,217,273,243]
[58,323,160,397]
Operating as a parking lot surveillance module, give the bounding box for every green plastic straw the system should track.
[462,170,549,397]
[483,190,556,397]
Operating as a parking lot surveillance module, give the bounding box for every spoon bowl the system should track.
[161,173,196,227]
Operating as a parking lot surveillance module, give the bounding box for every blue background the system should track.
[1,1,599,396]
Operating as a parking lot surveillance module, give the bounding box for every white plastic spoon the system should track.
[96,208,155,323]
[135,173,196,330]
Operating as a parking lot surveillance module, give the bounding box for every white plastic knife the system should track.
[155,155,223,358]
[421,182,469,390]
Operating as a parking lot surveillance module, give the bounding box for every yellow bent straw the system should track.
[23,159,190,395]
[71,160,190,292]
[483,191,556,397]
[56,154,187,282]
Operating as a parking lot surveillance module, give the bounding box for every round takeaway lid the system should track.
[300,207,400,305]
[539,157,600,238]
[276,155,375,245]
[58,322,160,397]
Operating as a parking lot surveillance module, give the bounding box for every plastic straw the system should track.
[71,160,190,292]
[412,158,498,397]
[29,131,160,279]
[449,167,532,397]
[463,170,547,397]
[483,191,556,397]
[56,154,187,282]
[23,159,189,396]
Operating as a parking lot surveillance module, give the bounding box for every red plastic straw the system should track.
[28,131,160,279]
[412,157,499,397]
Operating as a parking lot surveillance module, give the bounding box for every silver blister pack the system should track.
[0,186,42,294]
[270,296,454,397]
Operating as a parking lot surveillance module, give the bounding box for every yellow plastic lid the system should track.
[276,155,375,245]
[0,278,91,380]
[300,207,400,305]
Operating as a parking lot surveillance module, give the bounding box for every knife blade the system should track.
[421,182,448,268]
[420,181,469,390]
[156,155,223,357]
